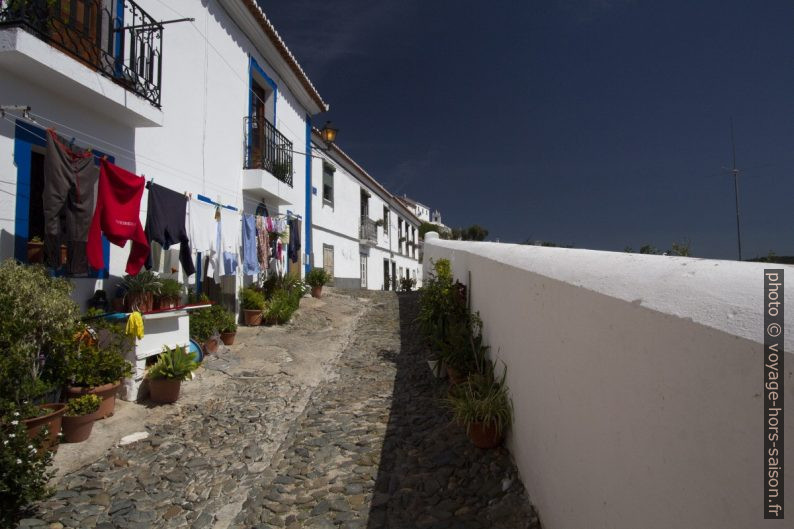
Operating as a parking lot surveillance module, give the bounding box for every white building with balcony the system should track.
[0,0,326,302]
[310,133,421,290]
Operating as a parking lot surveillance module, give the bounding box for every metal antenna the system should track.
[730,118,743,261]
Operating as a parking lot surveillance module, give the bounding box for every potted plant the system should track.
[305,268,331,298]
[157,278,182,309]
[447,365,513,449]
[147,345,199,404]
[218,307,237,345]
[26,236,44,264]
[64,324,133,419]
[61,394,102,443]
[189,305,221,353]
[121,271,162,312]
[241,286,265,326]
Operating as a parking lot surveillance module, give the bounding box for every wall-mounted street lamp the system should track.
[319,121,339,148]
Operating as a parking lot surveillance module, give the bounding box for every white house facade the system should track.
[310,133,421,291]
[0,0,326,305]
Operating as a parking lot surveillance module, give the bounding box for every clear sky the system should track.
[260,0,794,259]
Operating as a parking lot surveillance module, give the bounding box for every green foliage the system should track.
[272,161,292,180]
[0,260,80,406]
[65,394,101,417]
[189,305,232,341]
[447,363,513,436]
[670,239,692,257]
[265,289,297,324]
[159,278,182,300]
[121,270,162,295]
[240,286,265,311]
[214,306,237,333]
[436,312,489,375]
[305,268,331,288]
[148,346,198,381]
[262,274,307,301]
[0,415,53,526]
[67,341,132,388]
[399,276,417,292]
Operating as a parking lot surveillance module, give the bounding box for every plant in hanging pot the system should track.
[121,270,162,312]
[157,278,182,309]
[64,327,133,419]
[60,394,102,443]
[305,268,331,298]
[241,286,265,326]
[447,363,513,449]
[147,345,199,404]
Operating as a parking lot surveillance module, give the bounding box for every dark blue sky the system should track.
[260,0,794,259]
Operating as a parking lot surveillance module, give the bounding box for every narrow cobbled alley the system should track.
[23,291,538,529]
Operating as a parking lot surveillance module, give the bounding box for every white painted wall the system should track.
[0,0,315,302]
[424,236,793,529]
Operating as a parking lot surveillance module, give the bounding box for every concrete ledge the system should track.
[424,239,793,529]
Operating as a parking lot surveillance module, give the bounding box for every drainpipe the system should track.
[304,115,312,276]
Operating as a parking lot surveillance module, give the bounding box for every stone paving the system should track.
[19,290,539,529]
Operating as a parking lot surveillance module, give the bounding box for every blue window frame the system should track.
[13,120,112,278]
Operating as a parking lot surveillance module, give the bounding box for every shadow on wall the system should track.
[365,293,539,529]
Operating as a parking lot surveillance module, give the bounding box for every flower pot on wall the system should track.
[467,422,503,449]
[243,309,262,326]
[220,332,236,346]
[61,409,101,443]
[23,403,66,450]
[311,286,323,298]
[125,292,154,313]
[64,381,121,419]
[149,379,182,404]
[27,241,44,264]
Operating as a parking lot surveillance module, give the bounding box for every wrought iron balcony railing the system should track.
[0,0,163,107]
[244,115,294,187]
[359,217,377,245]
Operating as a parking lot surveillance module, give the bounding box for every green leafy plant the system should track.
[67,341,132,388]
[148,346,198,381]
[121,270,162,296]
[305,268,330,288]
[0,260,80,410]
[0,414,53,526]
[240,286,265,311]
[447,363,513,436]
[399,276,417,292]
[159,278,182,302]
[65,394,101,417]
[265,289,296,324]
[216,306,237,333]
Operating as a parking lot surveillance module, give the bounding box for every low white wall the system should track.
[423,236,793,529]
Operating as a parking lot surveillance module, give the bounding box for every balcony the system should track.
[244,116,293,186]
[359,217,377,246]
[0,0,163,109]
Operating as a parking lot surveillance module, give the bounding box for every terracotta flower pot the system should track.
[243,309,262,326]
[125,292,154,313]
[148,378,182,404]
[220,332,236,345]
[467,422,503,449]
[311,286,323,298]
[204,337,219,355]
[27,241,44,264]
[65,381,121,420]
[61,409,101,443]
[23,403,66,450]
[446,366,466,385]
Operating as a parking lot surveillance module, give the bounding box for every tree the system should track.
[462,225,488,241]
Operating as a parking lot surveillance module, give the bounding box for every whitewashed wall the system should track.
[0,0,313,303]
[424,236,793,529]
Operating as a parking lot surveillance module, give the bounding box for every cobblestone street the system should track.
[22,290,537,529]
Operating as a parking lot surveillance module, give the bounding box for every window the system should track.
[383,206,389,233]
[397,218,403,254]
[322,164,334,205]
[323,244,334,281]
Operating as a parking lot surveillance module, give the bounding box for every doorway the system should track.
[360,254,367,289]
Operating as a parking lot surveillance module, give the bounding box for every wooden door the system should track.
[360,254,367,289]
[323,245,334,284]
[250,82,267,166]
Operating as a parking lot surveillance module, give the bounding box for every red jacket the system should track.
[87,160,149,274]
